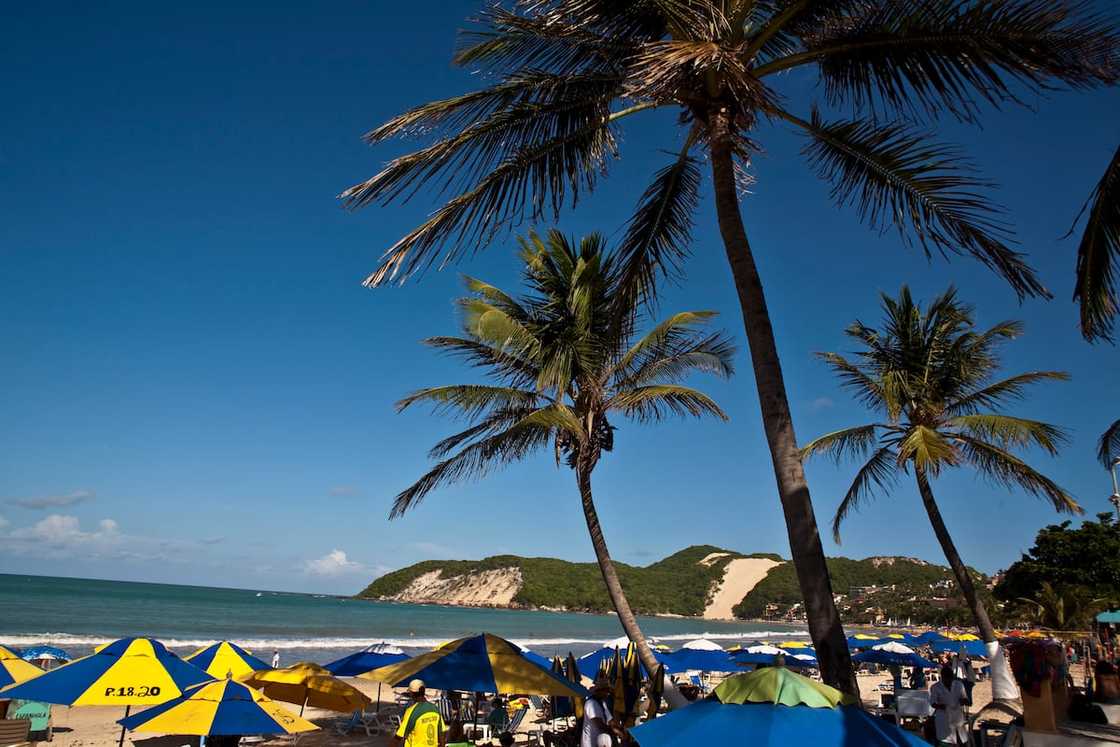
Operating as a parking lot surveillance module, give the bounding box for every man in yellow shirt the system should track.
[393,679,447,747]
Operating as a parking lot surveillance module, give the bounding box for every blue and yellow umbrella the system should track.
[0,637,212,706]
[0,645,22,659]
[361,634,588,697]
[0,647,42,688]
[118,678,318,736]
[186,642,271,679]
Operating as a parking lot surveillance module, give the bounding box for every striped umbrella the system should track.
[0,637,212,747]
[186,642,271,679]
[118,678,318,736]
[360,634,586,698]
[0,648,42,689]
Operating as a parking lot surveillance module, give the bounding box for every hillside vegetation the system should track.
[358,546,979,623]
[734,556,989,625]
[359,545,771,616]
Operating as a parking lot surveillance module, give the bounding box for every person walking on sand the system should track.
[271,650,280,669]
[392,679,446,747]
[931,665,969,746]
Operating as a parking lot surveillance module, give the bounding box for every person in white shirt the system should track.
[930,665,970,746]
[581,676,618,747]
[271,650,280,669]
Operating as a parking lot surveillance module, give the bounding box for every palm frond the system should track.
[390,418,554,518]
[947,371,1070,415]
[768,0,1120,121]
[831,445,900,543]
[613,143,701,315]
[395,384,542,420]
[955,434,1081,515]
[789,109,1047,299]
[426,406,538,459]
[896,425,957,474]
[619,332,737,387]
[422,335,541,388]
[462,275,529,319]
[1099,419,1120,468]
[459,298,543,360]
[516,403,586,437]
[344,84,620,286]
[610,384,729,422]
[1071,142,1120,342]
[799,423,882,463]
[815,351,885,413]
[948,414,1068,456]
[612,310,719,378]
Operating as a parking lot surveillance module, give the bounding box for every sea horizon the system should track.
[0,573,807,664]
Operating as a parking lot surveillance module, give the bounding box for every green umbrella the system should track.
[714,667,856,709]
[564,652,583,720]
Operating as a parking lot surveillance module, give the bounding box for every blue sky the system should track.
[1,1,1117,595]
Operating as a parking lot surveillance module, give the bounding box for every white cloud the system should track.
[0,515,217,565]
[0,514,9,530]
[810,397,835,412]
[7,490,94,510]
[302,549,365,577]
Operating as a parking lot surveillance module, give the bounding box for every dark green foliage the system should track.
[357,545,749,616]
[995,513,1120,616]
[733,555,988,624]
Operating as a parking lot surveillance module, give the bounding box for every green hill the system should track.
[358,545,774,616]
[733,555,990,626]
[357,546,981,623]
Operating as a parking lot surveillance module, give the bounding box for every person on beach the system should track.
[271,650,280,668]
[930,665,969,746]
[582,675,622,747]
[393,679,446,747]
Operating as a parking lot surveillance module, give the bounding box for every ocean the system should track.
[0,574,805,662]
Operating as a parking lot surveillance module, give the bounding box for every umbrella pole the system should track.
[299,694,307,717]
[118,706,130,747]
[376,682,382,713]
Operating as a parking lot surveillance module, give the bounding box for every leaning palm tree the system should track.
[801,286,1081,700]
[342,1,1118,692]
[1071,144,1120,342]
[392,229,734,691]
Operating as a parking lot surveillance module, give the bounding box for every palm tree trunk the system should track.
[576,456,687,709]
[707,108,857,697]
[914,468,1018,701]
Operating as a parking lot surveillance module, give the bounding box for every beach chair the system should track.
[332,708,378,737]
[0,720,31,747]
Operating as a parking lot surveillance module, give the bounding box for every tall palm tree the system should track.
[391,229,734,689]
[801,286,1081,700]
[342,1,1118,692]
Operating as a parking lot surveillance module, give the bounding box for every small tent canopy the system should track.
[1097,610,1120,624]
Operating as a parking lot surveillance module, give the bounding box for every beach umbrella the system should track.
[853,647,936,670]
[19,645,70,666]
[603,645,642,726]
[510,642,553,671]
[715,668,853,708]
[776,640,814,651]
[629,698,929,747]
[0,637,211,706]
[744,644,785,656]
[360,634,587,698]
[564,652,583,719]
[659,640,733,674]
[240,662,370,714]
[931,639,988,659]
[0,646,21,659]
[0,637,212,747]
[0,648,42,689]
[645,662,665,721]
[324,644,410,677]
[915,631,950,644]
[731,652,817,669]
[186,642,272,679]
[118,678,318,736]
[549,657,575,719]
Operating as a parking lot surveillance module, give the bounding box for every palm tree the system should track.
[391,229,734,689]
[801,286,1081,700]
[342,1,1118,692]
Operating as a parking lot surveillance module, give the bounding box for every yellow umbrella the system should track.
[777,641,812,650]
[852,634,880,641]
[0,648,42,689]
[240,662,370,714]
[118,679,319,736]
[186,642,271,679]
[954,633,980,641]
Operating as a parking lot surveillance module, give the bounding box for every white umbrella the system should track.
[680,639,724,651]
[872,641,916,655]
[745,644,785,656]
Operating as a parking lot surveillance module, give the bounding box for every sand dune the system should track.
[703,557,782,620]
